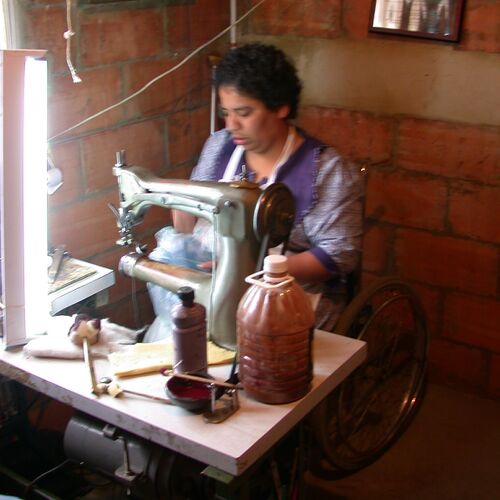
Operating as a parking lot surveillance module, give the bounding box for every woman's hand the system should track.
[197,261,213,271]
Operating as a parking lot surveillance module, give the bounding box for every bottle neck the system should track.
[263,271,289,284]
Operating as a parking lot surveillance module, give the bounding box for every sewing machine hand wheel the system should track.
[253,183,295,270]
[310,277,428,476]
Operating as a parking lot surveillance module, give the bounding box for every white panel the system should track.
[0,49,46,348]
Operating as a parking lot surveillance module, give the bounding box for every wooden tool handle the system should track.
[83,337,99,395]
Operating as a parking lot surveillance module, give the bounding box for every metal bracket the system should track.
[203,388,239,424]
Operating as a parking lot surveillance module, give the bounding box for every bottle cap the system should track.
[177,286,195,304]
[263,254,288,274]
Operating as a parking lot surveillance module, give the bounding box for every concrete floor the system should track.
[306,383,500,499]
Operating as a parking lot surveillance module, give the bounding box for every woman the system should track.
[174,43,365,331]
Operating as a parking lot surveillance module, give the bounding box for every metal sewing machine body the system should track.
[112,151,295,350]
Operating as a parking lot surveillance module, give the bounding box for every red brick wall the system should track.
[21,0,499,397]
[250,0,500,398]
[22,0,228,327]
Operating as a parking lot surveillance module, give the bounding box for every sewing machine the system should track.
[111,151,295,350]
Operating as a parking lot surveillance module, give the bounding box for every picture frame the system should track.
[369,0,465,42]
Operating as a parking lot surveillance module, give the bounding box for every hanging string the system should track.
[64,0,82,83]
[49,0,268,141]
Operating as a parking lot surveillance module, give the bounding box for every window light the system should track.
[1,49,48,347]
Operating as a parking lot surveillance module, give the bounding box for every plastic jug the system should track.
[171,286,208,375]
[236,255,315,404]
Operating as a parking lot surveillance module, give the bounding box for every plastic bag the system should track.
[145,221,215,342]
[148,221,214,269]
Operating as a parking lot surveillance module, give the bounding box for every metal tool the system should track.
[48,244,66,283]
[161,369,243,390]
[98,376,173,404]
[203,387,239,424]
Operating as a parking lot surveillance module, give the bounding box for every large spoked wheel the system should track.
[310,277,428,477]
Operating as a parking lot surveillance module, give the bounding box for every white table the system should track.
[49,258,115,314]
[0,330,366,477]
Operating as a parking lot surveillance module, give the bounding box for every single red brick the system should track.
[167,5,191,50]
[79,9,164,67]
[167,0,229,51]
[443,292,500,353]
[251,0,342,38]
[168,110,194,166]
[297,0,343,38]
[80,120,165,193]
[168,106,211,166]
[460,1,500,53]
[428,338,487,393]
[296,107,330,142]
[189,0,230,48]
[343,0,373,40]
[192,106,212,154]
[397,119,500,186]
[298,106,393,163]
[488,354,500,399]
[125,56,195,119]
[395,229,498,295]
[48,141,83,207]
[405,282,442,339]
[189,56,213,110]
[449,182,500,244]
[362,224,392,273]
[366,169,447,231]
[23,5,67,73]
[49,191,123,258]
[166,0,228,51]
[48,67,124,139]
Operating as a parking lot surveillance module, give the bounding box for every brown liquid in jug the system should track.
[237,255,315,404]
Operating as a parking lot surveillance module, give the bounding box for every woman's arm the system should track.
[287,251,333,283]
[297,151,366,281]
[172,130,229,234]
[172,209,197,234]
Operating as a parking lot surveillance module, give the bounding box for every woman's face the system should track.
[218,85,289,155]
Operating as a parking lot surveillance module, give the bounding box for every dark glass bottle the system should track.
[237,255,315,404]
[171,286,208,375]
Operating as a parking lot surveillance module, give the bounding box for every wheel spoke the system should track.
[313,278,428,474]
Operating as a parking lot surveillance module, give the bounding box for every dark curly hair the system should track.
[215,43,302,120]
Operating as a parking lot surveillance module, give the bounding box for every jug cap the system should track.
[263,254,288,275]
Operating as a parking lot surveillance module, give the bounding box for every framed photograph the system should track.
[369,0,465,42]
